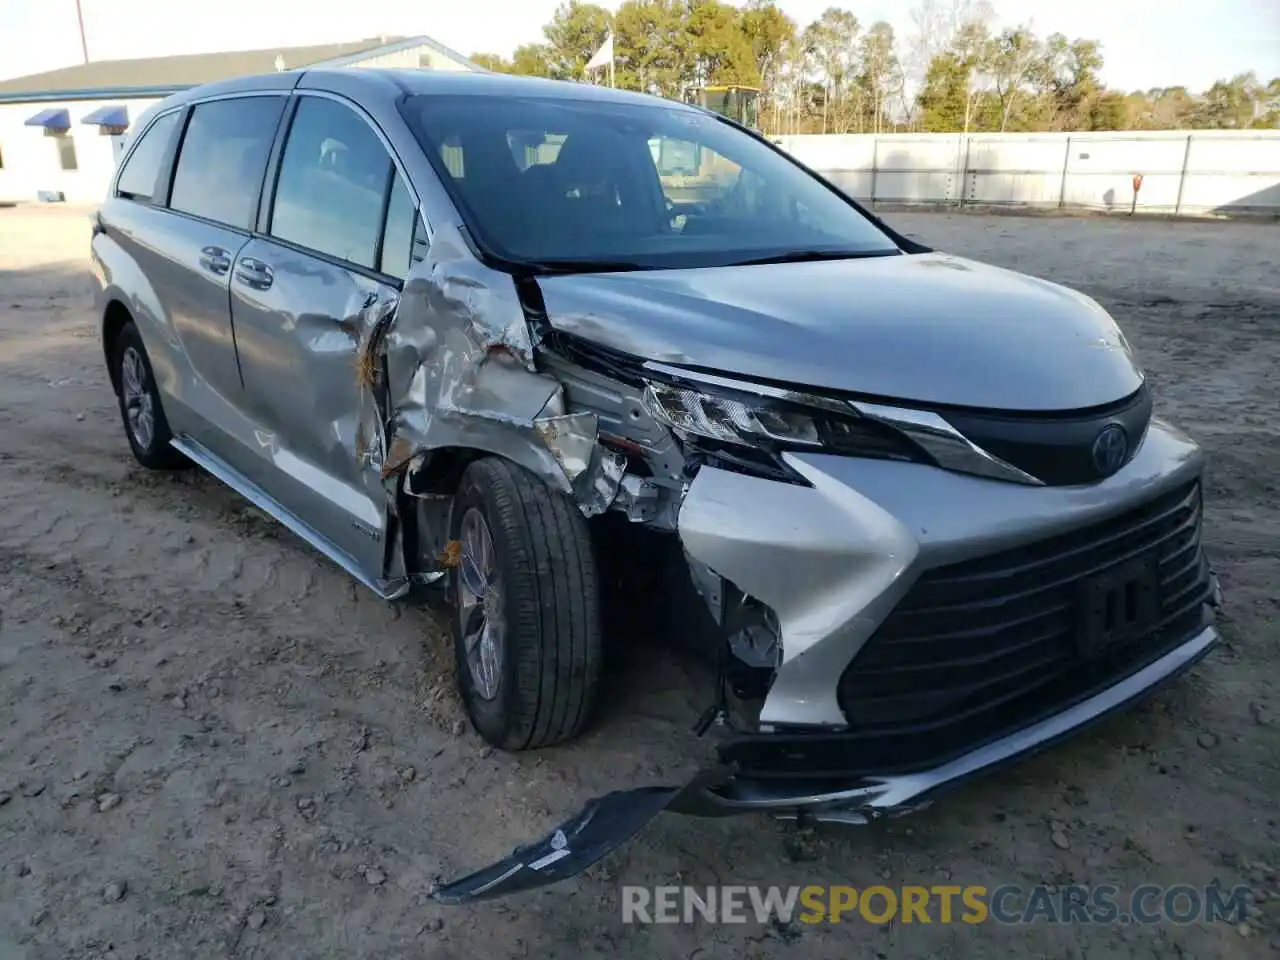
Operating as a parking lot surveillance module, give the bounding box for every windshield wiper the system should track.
[522,259,652,276]
[727,248,902,267]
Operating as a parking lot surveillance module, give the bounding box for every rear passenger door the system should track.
[229,93,423,576]
[150,96,286,440]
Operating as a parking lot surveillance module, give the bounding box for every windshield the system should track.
[399,93,899,272]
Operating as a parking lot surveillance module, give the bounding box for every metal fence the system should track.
[772,130,1280,217]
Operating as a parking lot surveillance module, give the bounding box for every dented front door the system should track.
[228,238,394,574]
[218,93,427,583]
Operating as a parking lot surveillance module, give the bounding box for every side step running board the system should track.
[170,435,403,601]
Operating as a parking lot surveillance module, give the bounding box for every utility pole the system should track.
[75,0,89,64]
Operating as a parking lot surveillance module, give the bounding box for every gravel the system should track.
[0,205,1276,958]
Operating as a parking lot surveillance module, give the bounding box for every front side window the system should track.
[270,97,391,270]
[116,111,180,201]
[399,93,898,271]
[379,174,417,280]
[170,97,284,230]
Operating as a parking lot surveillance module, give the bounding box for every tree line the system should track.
[470,0,1280,135]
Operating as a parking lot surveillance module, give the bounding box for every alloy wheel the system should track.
[458,507,505,700]
[120,346,155,451]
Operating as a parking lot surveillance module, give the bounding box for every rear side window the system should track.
[269,97,392,269]
[116,112,179,201]
[170,97,284,230]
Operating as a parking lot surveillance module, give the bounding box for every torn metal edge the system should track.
[345,258,652,590]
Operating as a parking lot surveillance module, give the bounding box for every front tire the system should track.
[111,321,186,470]
[451,457,602,750]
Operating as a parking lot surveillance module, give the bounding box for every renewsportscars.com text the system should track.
[621,884,1250,926]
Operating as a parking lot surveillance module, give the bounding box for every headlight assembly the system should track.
[641,363,1043,487]
[641,377,926,467]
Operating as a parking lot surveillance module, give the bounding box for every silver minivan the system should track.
[92,68,1220,900]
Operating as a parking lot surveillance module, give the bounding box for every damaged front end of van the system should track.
[351,234,1221,906]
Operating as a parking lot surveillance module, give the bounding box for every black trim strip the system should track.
[373,161,396,273]
[257,94,300,235]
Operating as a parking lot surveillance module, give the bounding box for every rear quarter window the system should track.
[170,97,285,230]
[115,112,179,201]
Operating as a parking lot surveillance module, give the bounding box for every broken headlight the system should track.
[641,378,925,468]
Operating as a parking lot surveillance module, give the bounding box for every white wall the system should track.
[0,96,162,204]
[774,130,1280,217]
[0,44,473,206]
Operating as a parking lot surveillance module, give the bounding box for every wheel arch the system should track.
[102,298,134,395]
[402,442,577,579]
[404,445,487,498]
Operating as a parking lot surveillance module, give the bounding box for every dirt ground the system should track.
[0,205,1276,959]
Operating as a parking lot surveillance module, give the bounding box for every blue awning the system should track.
[24,107,70,129]
[81,105,129,127]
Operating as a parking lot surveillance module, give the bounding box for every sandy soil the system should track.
[0,205,1277,959]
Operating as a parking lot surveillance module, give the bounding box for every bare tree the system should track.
[952,19,993,132]
[905,0,994,105]
[859,21,900,133]
[802,8,860,134]
[988,25,1041,130]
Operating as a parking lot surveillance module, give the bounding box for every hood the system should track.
[535,253,1143,412]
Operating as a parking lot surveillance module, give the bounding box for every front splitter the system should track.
[432,624,1219,904]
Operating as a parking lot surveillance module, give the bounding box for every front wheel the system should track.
[450,457,602,750]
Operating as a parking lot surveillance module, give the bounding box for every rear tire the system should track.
[450,457,602,750]
[111,321,186,470]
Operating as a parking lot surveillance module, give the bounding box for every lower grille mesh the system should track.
[829,481,1212,770]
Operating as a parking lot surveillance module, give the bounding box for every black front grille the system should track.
[942,385,1153,485]
[828,481,1212,773]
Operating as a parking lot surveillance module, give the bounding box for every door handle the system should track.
[198,245,231,275]
[234,257,274,291]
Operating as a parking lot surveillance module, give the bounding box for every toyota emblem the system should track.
[1091,423,1129,477]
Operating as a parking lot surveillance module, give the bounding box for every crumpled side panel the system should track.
[354,252,628,581]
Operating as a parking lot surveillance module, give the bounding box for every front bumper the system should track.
[678,417,1208,729]
[432,418,1221,904]
[433,619,1218,904]
[692,618,1218,822]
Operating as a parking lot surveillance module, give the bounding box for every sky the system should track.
[1,0,1277,93]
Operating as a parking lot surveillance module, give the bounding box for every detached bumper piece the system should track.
[434,483,1220,904]
[431,771,733,904]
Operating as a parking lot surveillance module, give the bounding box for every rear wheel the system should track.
[111,321,186,470]
[450,457,602,750]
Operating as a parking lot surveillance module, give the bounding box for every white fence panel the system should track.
[875,171,958,203]
[780,134,875,172]
[873,135,963,170]
[773,129,1280,218]
[820,170,876,200]
[1188,135,1280,173]
[966,136,1066,171]
[1179,136,1280,213]
[1179,173,1280,214]
[1066,137,1188,173]
[967,170,1064,206]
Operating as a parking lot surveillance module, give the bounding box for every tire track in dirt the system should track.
[0,452,339,612]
